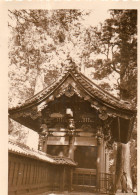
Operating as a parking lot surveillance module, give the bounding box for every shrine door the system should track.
[72,146,97,192]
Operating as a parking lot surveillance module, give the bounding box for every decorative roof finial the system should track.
[65,54,76,71]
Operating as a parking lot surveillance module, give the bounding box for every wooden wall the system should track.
[8,153,72,195]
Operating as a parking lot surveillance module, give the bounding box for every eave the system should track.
[9,67,136,118]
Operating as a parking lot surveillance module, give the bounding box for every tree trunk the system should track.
[115,142,132,192]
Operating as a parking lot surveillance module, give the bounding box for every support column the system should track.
[67,117,75,160]
[38,134,48,153]
[115,142,132,193]
[42,136,48,153]
[105,147,110,174]
[96,138,105,192]
[68,136,75,160]
[39,124,48,153]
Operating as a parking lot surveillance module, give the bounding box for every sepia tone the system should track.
[8,9,137,195]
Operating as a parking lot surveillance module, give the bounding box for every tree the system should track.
[8,9,90,139]
[8,10,90,105]
[88,10,137,192]
[90,10,137,103]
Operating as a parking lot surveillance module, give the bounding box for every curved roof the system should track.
[9,64,136,116]
[9,138,76,166]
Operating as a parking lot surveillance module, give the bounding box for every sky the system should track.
[82,9,110,27]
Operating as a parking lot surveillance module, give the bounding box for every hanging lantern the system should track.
[66,108,73,117]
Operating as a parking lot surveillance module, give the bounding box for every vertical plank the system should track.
[21,163,25,185]
[11,161,16,186]
[35,163,38,184]
[29,163,33,185]
[17,161,24,188]
[8,161,11,185]
[25,163,29,185]
[15,162,20,186]
[36,163,39,184]
[69,168,73,192]
[38,165,41,184]
[33,163,36,184]
[38,164,41,186]
[13,161,18,186]
[46,166,48,184]
[34,162,36,184]
[27,163,31,185]
[32,164,35,184]
[23,163,28,186]
[60,167,65,191]
[36,163,38,184]
[42,165,44,184]
[40,166,42,184]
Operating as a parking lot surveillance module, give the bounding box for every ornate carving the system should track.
[102,118,114,149]
[65,84,75,97]
[40,123,48,137]
[50,113,64,118]
[95,127,104,145]
[81,124,93,132]
[37,101,47,112]
[99,106,108,120]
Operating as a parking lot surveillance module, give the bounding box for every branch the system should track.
[8,22,14,29]
[110,63,120,74]
[8,10,38,25]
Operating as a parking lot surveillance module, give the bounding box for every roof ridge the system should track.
[79,72,121,101]
[24,64,77,104]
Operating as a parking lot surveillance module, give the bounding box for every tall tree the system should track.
[8,9,90,139]
[8,9,89,106]
[90,10,137,103]
[88,10,137,192]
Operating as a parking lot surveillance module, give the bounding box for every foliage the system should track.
[8,9,91,139]
[90,10,137,102]
[8,9,91,106]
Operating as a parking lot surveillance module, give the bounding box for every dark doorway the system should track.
[74,146,97,169]
[72,146,97,191]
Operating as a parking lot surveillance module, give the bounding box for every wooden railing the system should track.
[98,172,114,194]
[72,168,96,192]
[72,169,114,193]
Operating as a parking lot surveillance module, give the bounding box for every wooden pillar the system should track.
[69,167,73,192]
[96,138,105,192]
[105,146,110,174]
[68,136,75,160]
[42,136,48,153]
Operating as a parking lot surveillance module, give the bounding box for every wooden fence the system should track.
[9,151,74,195]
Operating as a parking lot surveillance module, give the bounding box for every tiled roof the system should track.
[9,64,136,114]
[8,138,76,166]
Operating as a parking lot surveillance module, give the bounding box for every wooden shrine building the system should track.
[9,61,136,194]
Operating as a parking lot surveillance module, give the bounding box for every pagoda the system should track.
[9,59,136,193]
